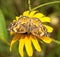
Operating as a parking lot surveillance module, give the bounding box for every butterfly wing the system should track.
[30,18,48,37]
[16,16,30,33]
[8,16,30,33]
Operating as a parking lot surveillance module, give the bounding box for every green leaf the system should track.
[0,10,8,42]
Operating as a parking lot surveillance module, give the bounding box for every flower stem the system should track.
[52,38,60,44]
[32,1,60,11]
[28,0,31,11]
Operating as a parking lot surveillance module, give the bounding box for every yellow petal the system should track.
[29,11,37,17]
[19,36,25,57]
[10,31,15,35]
[43,25,53,33]
[16,16,20,21]
[34,13,44,19]
[23,11,29,16]
[10,34,20,51]
[25,36,33,56]
[31,35,41,52]
[40,36,52,43]
[13,20,16,22]
[40,17,51,22]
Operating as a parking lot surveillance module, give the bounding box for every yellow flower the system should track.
[8,11,53,57]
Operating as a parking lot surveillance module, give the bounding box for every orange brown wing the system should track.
[30,18,48,37]
[8,16,30,33]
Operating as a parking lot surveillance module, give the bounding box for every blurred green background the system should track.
[0,0,60,57]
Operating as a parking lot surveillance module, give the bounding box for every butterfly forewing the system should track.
[30,18,48,37]
[8,16,30,33]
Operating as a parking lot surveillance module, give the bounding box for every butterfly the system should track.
[8,16,48,37]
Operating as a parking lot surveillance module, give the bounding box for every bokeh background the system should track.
[0,0,60,57]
